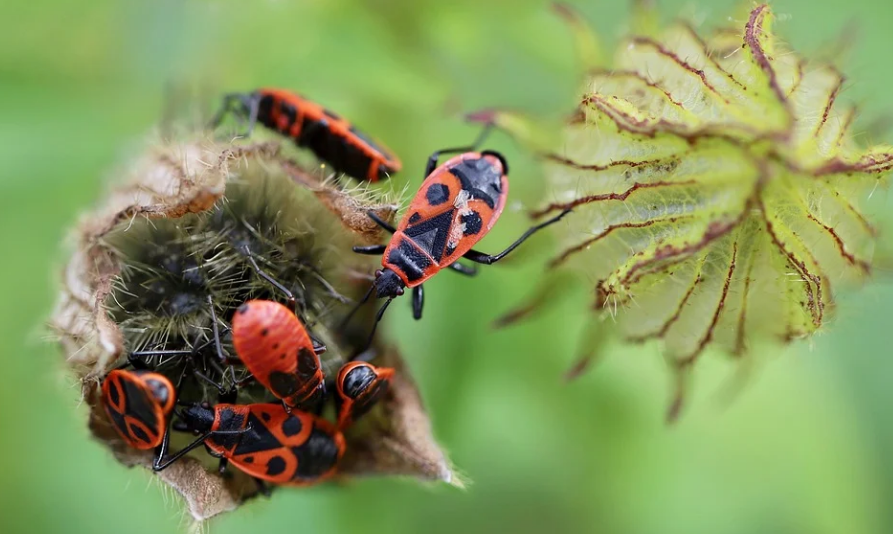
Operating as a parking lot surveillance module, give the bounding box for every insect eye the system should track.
[396,288,404,296]
[374,270,383,278]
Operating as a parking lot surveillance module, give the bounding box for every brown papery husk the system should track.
[50,132,460,521]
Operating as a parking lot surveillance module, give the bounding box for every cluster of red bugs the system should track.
[99,88,571,492]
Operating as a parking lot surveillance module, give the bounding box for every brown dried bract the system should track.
[49,133,456,521]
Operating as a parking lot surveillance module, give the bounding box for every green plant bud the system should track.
[486,4,892,419]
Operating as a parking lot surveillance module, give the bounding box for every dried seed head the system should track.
[486,4,893,418]
[50,129,459,522]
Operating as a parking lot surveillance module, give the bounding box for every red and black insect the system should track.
[101,369,176,450]
[348,126,572,339]
[211,88,401,182]
[335,361,394,429]
[232,300,326,412]
[156,402,345,486]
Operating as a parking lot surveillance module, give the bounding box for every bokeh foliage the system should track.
[2,0,893,533]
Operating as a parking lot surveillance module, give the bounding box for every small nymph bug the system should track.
[156,402,345,486]
[231,300,326,411]
[211,88,401,182]
[335,361,394,429]
[101,369,176,451]
[347,125,572,342]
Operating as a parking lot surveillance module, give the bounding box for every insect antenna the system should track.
[354,298,393,357]
[338,284,375,332]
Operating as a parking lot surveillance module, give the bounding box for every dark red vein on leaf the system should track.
[619,205,750,288]
[679,240,739,366]
[817,77,844,138]
[589,70,687,108]
[744,5,786,103]
[544,154,667,172]
[805,213,871,273]
[734,251,755,356]
[814,153,893,175]
[627,272,703,343]
[550,217,692,268]
[629,37,728,103]
[828,188,878,237]
[679,23,747,89]
[786,59,806,97]
[833,107,856,148]
[627,250,703,287]
[532,180,696,218]
[758,200,823,326]
[582,93,772,143]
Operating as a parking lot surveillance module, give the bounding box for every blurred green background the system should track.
[3,0,893,532]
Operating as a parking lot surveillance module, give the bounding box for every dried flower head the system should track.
[483,3,893,418]
[50,130,459,522]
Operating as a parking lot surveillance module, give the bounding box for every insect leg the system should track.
[245,251,297,312]
[153,425,252,471]
[254,478,272,497]
[447,262,478,276]
[207,93,242,130]
[207,295,229,364]
[193,368,229,396]
[424,123,494,175]
[241,92,260,138]
[338,284,375,330]
[353,244,387,255]
[462,209,573,265]
[365,210,397,234]
[152,425,172,472]
[311,338,327,355]
[354,298,393,356]
[152,432,212,471]
[411,284,424,320]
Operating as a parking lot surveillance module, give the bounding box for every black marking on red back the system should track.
[349,125,388,156]
[403,210,454,261]
[121,378,159,428]
[449,157,503,209]
[266,456,287,476]
[302,125,374,180]
[211,407,249,450]
[386,237,432,282]
[293,424,340,480]
[268,347,320,400]
[256,93,279,130]
[269,371,302,397]
[281,415,304,437]
[278,101,298,134]
[106,377,160,445]
[253,92,393,181]
[460,211,483,235]
[107,379,121,406]
[425,183,450,206]
[296,348,320,379]
[226,412,283,456]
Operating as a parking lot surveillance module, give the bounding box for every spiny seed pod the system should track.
[50,130,460,522]
[483,3,893,419]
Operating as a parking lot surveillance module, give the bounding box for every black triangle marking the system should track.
[405,209,455,261]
